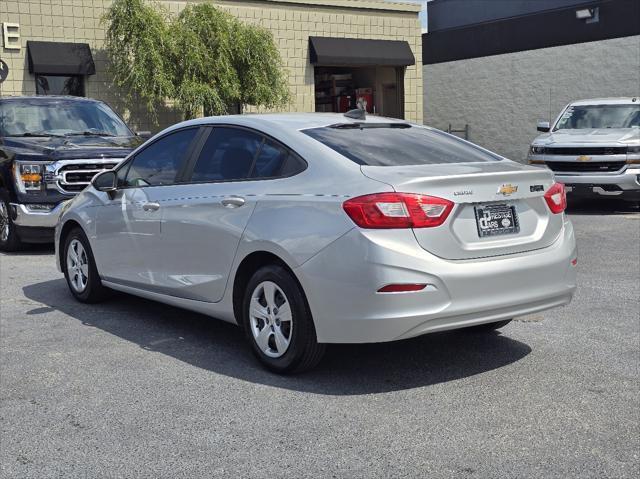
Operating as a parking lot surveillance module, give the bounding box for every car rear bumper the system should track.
[297,219,577,343]
[555,168,640,197]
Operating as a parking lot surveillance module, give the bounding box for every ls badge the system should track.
[497,184,518,196]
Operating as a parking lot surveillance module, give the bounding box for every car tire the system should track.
[0,189,23,252]
[62,227,110,303]
[468,319,513,332]
[242,265,325,373]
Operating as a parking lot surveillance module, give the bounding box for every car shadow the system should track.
[566,197,639,215]
[23,279,532,395]
[1,244,55,256]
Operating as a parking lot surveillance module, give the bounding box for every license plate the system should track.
[474,204,520,237]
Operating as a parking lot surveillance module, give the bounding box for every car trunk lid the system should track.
[361,162,563,260]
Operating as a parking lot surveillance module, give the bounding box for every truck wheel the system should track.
[0,189,22,252]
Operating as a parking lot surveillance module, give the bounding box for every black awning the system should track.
[309,37,415,67]
[27,41,96,75]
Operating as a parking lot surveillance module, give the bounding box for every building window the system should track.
[35,75,85,96]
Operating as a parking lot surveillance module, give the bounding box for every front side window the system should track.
[124,128,199,187]
[36,74,84,96]
[0,99,132,137]
[554,104,640,130]
[303,124,501,166]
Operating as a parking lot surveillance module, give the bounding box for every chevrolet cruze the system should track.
[55,113,577,373]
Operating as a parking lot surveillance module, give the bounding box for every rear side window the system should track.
[192,128,262,182]
[125,128,198,187]
[190,127,306,182]
[303,124,502,166]
[251,139,305,178]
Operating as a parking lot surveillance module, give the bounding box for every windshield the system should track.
[303,124,502,166]
[0,99,133,137]
[554,104,640,130]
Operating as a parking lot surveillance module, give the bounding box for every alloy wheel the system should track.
[249,281,293,358]
[0,201,9,243]
[67,239,89,293]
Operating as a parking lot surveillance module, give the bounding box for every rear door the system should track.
[155,126,268,302]
[94,127,201,286]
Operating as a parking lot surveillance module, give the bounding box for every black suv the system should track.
[0,96,145,251]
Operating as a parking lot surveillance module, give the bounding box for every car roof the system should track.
[569,97,639,106]
[170,112,411,134]
[0,95,102,103]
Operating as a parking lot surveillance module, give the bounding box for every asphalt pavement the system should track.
[1,198,638,478]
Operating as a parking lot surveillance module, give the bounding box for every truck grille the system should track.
[545,146,626,156]
[57,161,120,192]
[545,161,625,173]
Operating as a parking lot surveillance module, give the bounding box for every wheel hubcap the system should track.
[0,201,10,243]
[249,281,293,358]
[66,239,89,293]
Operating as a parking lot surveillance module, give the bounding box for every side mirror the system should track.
[537,121,551,133]
[93,170,117,193]
[136,131,152,139]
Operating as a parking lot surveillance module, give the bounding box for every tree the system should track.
[104,0,290,121]
[103,0,175,120]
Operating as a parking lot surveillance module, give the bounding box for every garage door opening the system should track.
[309,37,415,119]
[314,66,404,119]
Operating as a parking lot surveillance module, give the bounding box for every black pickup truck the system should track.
[0,96,146,251]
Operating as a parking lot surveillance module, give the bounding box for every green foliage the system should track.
[104,0,290,121]
[232,21,290,110]
[103,0,175,120]
[173,4,240,118]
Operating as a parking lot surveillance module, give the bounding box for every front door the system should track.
[93,127,200,288]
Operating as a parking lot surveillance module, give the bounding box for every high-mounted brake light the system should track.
[544,182,567,214]
[343,193,454,229]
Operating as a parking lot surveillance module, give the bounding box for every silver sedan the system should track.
[55,113,577,373]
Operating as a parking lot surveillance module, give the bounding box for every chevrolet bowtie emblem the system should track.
[577,155,592,162]
[497,184,518,196]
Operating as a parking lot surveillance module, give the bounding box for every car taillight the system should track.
[343,193,454,229]
[544,182,567,214]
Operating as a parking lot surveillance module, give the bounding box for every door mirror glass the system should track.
[537,121,551,132]
[93,170,117,192]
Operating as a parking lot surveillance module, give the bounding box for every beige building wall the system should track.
[0,0,423,132]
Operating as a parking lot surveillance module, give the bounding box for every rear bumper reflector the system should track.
[377,283,427,293]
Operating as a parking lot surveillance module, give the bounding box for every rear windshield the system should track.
[303,124,502,166]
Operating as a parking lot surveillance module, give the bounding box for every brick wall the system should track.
[0,0,423,132]
[422,35,640,162]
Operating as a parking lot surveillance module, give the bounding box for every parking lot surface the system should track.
[1,199,639,478]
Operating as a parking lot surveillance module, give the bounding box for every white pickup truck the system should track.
[528,97,640,202]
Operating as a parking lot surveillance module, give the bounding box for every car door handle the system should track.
[221,197,245,208]
[142,202,161,212]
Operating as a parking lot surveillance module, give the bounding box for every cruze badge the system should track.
[577,155,591,162]
[497,184,518,196]
[453,190,473,196]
